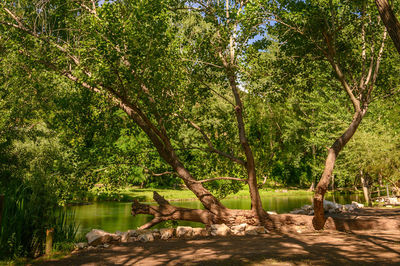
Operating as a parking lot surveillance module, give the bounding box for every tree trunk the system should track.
[313,111,364,230]
[0,195,4,230]
[226,68,267,222]
[360,170,371,207]
[375,0,400,54]
[308,181,315,192]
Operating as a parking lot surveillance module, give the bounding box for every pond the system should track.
[69,192,365,234]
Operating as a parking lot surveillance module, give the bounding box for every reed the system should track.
[0,182,78,260]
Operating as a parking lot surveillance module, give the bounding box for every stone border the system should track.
[76,223,269,250]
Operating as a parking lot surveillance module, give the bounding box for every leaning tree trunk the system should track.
[375,0,400,54]
[313,111,364,230]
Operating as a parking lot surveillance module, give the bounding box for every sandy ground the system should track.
[36,229,400,266]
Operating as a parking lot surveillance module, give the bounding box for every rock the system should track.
[387,197,399,205]
[230,224,247,236]
[160,228,175,240]
[103,243,110,248]
[267,211,277,215]
[115,231,123,236]
[127,236,138,242]
[120,232,129,243]
[245,225,266,235]
[328,208,336,214]
[245,229,258,235]
[301,205,313,211]
[290,209,307,215]
[176,226,193,238]
[210,224,231,236]
[152,229,161,239]
[352,201,364,208]
[86,229,113,246]
[128,229,151,237]
[75,242,88,249]
[192,228,209,237]
[138,233,154,242]
[343,204,354,212]
[110,233,121,242]
[322,200,336,211]
[128,229,137,237]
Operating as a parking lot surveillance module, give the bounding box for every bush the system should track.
[0,181,78,260]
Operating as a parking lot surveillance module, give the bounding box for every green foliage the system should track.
[0,181,78,259]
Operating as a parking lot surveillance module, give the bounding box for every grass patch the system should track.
[83,187,315,203]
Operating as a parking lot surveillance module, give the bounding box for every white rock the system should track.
[85,229,113,246]
[245,225,266,235]
[103,243,110,248]
[322,200,336,211]
[75,242,88,249]
[343,204,354,212]
[267,211,277,215]
[210,224,231,236]
[388,197,399,205]
[230,223,247,236]
[138,233,154,242]
[160,228,174,240]
[176,226,193,238]
[352,201,364,208]
[192,228,209,237]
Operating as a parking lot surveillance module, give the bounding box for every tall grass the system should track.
[0,183,79,260]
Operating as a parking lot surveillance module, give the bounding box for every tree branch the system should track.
[174,113,246,166]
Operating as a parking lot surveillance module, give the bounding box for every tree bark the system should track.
[226,70,267,222]
[0,195,4,230]
[375,0,400,54]
[360,170,371,207]
[308,181,315,192]
[313,111,364,230]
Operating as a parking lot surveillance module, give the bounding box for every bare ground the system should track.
[36,208,400,266]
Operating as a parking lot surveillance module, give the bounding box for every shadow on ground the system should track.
[36,230,400,266]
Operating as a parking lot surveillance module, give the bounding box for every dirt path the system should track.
[37,230,400,265]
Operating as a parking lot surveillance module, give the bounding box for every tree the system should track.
[0,0,283,228]
[265,0,399,229]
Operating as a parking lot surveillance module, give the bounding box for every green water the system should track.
[70,192,364,234]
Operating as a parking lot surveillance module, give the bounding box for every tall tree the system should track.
[0,0,278,228]
[265,0,398,229]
